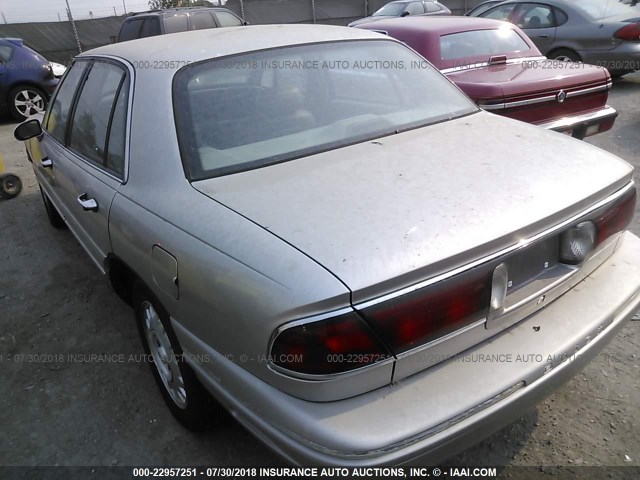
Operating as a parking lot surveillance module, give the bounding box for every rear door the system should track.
[37,59,130,272]
[59,59,130,272]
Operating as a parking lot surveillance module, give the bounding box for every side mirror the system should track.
[243,21,250,26]
[401,11,410,17]
[14,118,43,141]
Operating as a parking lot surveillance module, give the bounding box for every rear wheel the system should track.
[133,281,217,431]
[39,186,66,229]
[8,86,48,121]
[0,174,22,199]
[548,48,581,63]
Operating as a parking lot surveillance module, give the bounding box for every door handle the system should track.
[538,35,549,38]
[77,193,98,212]
[41,157,52,168]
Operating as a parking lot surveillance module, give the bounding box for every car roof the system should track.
[356,15,511,35]
[83,24,386,64]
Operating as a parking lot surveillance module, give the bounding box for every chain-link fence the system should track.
[0,0,485,64]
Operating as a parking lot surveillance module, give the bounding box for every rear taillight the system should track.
[594,186,636,245]
[614,23,640,41]
[360,269,491,354]
[270,311,391,375]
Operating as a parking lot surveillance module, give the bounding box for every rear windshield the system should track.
[374,3,406,16]
[173,40,477,180]
[440,28,531,60]
[573,0,638,19]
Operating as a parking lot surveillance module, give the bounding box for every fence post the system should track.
[240,0,245,21]
[65,0,82,54]
[311,0,316,24]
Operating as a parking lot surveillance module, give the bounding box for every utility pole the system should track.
[122,0,127,14]
[65,0,82,54]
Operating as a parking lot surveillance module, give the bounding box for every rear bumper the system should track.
[536,105,617,139]
[176,232,640,466]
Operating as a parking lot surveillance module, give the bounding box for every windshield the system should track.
[174,40,477,180]
[373,3,406,16]
[441,28,531,60]
[574,0,638,19]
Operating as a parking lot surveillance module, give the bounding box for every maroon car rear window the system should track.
[440,29,531,60]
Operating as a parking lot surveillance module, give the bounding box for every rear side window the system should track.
[45,61,88,144]
[68,62,127,170]
[191,12,217,30]
[405,2,425,15]
[0,45,13,62]
[106,77,130,176]
[482,4,517,21]
[118,19,144,41]
[214,11,243,27]
[164,14,189,33]
[425,3,442,13]
[140,18,162,37]
[554,7,568,26]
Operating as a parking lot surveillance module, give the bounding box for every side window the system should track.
[68,62,126,168]
[191,12,216,30]
[45,61,88,144]
[554,7,568,26]
[0,45,13,62]
[140,18,161,38]
[425,3,441,13]
[106,77,130,176]
[214,11,243,27]
[513,3,555,29]
[405,2,425,15]
[118,19,144,42]
[164,14,189,33]
[482,4,517,21]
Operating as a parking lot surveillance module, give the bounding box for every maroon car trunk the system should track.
[447,61,612,128]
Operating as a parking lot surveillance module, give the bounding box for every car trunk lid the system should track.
[447,60,611,125]
[192,112,632,305]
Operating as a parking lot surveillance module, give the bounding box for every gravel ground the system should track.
[0,72,638,474]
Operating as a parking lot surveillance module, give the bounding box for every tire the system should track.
[0,174,22,199]
[133,281,216,431]
[548,48,581,63]
[39,186,66,229]
[8,85,48,121]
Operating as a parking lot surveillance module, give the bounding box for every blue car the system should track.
[0,38,59,120]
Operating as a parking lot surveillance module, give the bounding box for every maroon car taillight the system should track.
[594,186,637,245]
[270,311,391,375]
[360,269,491,354]
[614,23,640,41]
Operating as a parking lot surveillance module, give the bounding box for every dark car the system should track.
[348,1,450,27]
[0,38,59,120]
[117,7,246,42]
[356,16,616,139]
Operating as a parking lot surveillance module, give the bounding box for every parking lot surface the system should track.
[0,73,639,470]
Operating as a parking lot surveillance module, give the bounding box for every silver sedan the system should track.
[478,0,640,75]
[13,25,640,465]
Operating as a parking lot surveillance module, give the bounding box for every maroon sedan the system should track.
[355,16,617,139]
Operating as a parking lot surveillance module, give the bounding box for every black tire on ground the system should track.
[0,174,22,199]
[8,85,48,121]
[39,186,66,229]
[133,281,218,431]
[548,48,581,63]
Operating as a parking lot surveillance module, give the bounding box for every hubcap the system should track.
[14,89,45,118]
[142,301,187,409]
[555,56,572,62]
